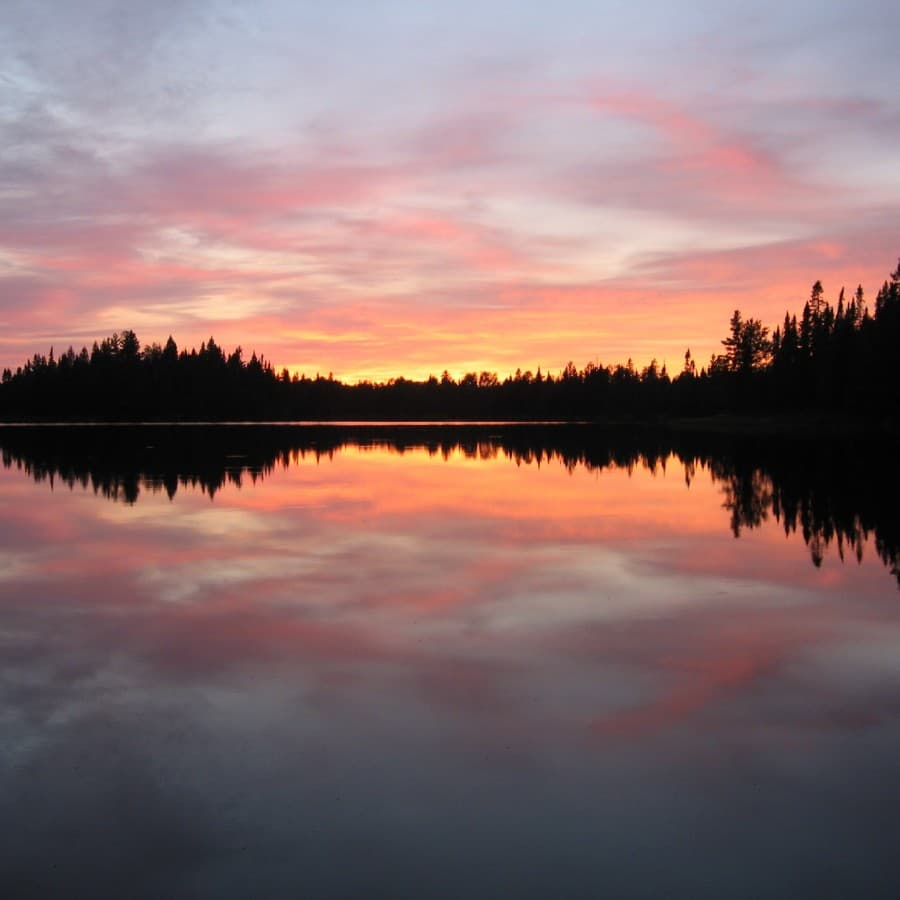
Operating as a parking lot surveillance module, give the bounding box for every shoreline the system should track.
[0,414,897,439]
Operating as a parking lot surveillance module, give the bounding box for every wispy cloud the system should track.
[1,0,898,376]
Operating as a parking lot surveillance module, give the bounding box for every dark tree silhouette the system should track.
[0,256,898,424]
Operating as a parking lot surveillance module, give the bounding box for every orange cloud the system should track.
[2,85,898,382]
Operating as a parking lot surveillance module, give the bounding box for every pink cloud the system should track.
[2,83,899,383]
[132,152,399,220]
[575,86,825,218]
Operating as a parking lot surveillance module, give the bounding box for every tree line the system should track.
[1,257,898,421]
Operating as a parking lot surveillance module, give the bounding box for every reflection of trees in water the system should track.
[707,447,899,585]
[1,424,897,584]
[3,439,276,505]
[716,467,774,535]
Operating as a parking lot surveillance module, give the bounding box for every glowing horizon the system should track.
[2,1,898,382]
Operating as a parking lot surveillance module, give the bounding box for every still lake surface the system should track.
[1,424,899,899]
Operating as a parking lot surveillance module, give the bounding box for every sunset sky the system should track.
[2,0,899,382]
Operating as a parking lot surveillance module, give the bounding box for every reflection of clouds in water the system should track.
[3,540,896,752]
[132,527,473,609]
[4,587,900,899]
[2,442,900,896]
[0,709,230,899]
[98,504,279,537]
[0,549,36,580]
[138,556,320,604]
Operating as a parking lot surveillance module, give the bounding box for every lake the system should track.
[1,424,898,899]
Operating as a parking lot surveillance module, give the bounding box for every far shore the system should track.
[0,414,897,439]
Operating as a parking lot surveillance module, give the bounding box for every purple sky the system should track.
[2,0,899,379]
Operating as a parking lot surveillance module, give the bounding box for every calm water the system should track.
[1,425,899,899]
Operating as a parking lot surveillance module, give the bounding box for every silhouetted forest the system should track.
[1,259,898,422]
[1,423,897,585]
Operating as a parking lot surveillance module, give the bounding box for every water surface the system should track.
[1,425,898,898]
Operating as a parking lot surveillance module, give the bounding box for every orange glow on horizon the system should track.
[24,248,880,387]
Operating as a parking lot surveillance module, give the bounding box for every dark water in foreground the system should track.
[1,424,898,899]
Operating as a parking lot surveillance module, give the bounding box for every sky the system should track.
[2,0,899,382]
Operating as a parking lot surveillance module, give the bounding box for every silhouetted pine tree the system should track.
[0,256,898,422]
